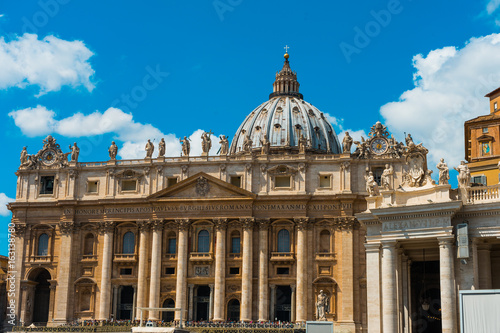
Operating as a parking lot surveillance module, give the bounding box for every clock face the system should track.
[371,138,388,154]
[42,149,57,165]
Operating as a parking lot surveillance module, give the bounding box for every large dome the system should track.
[229,54,341,155]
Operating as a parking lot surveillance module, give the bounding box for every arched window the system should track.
[198,230,209,253]
[319,230,330,253]
[277,229,290,253]
[231,231,240,254]
[162,298,175,321]
[38,233,49,256]
[84,233,94,255]
[122,232,135,254]
[167,234,177,254]
[80,290,91,311]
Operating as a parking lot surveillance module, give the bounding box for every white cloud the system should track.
[487,0,500,14]
[0,193,14,216]
[380,33,500,174]
[0,33,95,96]
[9,106,224,159]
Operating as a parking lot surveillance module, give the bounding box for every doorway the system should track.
[162,298,175,322]
[32,269,51,324]
[118,286,134,320]
[411,261,442,333]
[275,285,292,322]
[195,285,210,321]
[227,299,240,321]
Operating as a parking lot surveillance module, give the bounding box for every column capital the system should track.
[364,242,381,252]
[151,219,164,231]
[209,284,214,290]
[213,218,228,230]
[334,217,358,230]
[294,217,310,230]
[98,221,115,234]
[437,237,454,247]
[381,240,397,249]
[176,218,191,231]
[270,284,276,290]
[257,218,270,229]
[291,284,296,292]
[137,220,151,231]
[59,221,76,235]
[12,223,27,236]
[240,217,254,230]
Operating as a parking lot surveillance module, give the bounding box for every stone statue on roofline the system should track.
[381,164,393,190]
[298,134,308,153]
[69,143,79,162]
[219,135,229,155]
[436,158,450,185]
[365,170,378,196]
[109,141,118,160]
[158,138,166,157]
[20,147,28,165]
[243,135,253,153]
[342,131,353,153]
[401,134,434,187]
[145,139,154,158]
[455,161,470,188]
[260,134,270,155]
[201,130,213,155]
[180,136,190,156]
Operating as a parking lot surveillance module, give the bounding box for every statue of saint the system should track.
[405,133,414,147]
[436,158,450,185]
[180,136,190,156]
[145,139,154,158]
[69,143,79,162]
[20,147,28,165]
[342,131,353,153]
[260,134,270,155]
[243,135,253,152]
[381,164,393,190]
[108,141,118,160]
[298,134,308,154]
[158,138,166,157]
[219,135,229,155]
[365,170,378,196]
[454,161,470,188]
[201,131,212,154]
[316,290,329,321]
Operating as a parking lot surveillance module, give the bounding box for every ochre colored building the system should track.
[465,88,500,185]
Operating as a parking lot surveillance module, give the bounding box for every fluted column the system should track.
[291,285,296,322]
[365,243,381,333]
[381,240,397,333]
[98,221,115,320]
[439,237,457,333]
[477,243,492,289]
[240,218,254,321]
[258,219,270,322]
[175,219,190,321]
[149,220,164,320]
[53,221,75,324]
[188,284,194,321]
[295,218,308,322]
[136,220,149,319]
[270,284,276,321]
[209,284,214,320]
[213,219,227,321]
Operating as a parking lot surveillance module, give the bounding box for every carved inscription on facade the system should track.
[382,217,449,232]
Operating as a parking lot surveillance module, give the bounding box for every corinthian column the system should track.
[213,218,227,321]
[53,222,75,324]
[175,219,190,321]
[240,218,254,321]
[149,220,164,320]
[295,218,308,322]
[98,221,115,320]
[439,237,457,333]
[381,240,397,333]
[258,219,270,322]
[136,220,150,319]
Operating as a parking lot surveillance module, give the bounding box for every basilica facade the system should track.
[8,53,500,333]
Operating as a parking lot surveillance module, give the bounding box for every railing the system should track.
[163,253,177,260]
[228,253,242,260]
[189,252,214,261]
[82,255,98,261]
[270,252,295,261]
[31,255,51,263]
[113,254,137,262]
[315,252,336,261]
[467,184,500,203]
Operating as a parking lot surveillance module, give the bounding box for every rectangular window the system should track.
[275,176,291,188]
[471,175,487,186]
[121,180,137,191]
[277,267,290,275]
[168,238,177,254]
[120,268,132,275]
[231,237,241,254]
[40,176,55,194]
[373,168,384,186]
[229,267,240,275]
[483,127,489,133]
[230,176,242,187]
[87,181,98,193]
[495,102,498,111]
[165,267,175,275]
[319,175,332,188]
[167,177,178,187]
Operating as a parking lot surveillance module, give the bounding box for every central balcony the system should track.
[270,252,295,263]
[189,252,214,264]
[113,254,137,263]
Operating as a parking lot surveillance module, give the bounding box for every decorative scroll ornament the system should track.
[240,217,254,229]
[196,176,210,196]
[98,221,115,234]
[20,135,70,170]
[59,221,75,234]
[175,219,190,231]
[401,134,434,187]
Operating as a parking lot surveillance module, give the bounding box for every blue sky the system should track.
[1,0,500,255]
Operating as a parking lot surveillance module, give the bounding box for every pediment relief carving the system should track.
[477,134,495,142]
[114,169,144,180]
[267,164,298,175]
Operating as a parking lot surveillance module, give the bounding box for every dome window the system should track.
[255,126,261,131]
[262,109,267,114]
[308,110,315,116]
[241,129,246,134]
[292,107,299,113]
[295,124,302,130]
[274,124,281,129]
[276,107,283,113]
[314,126,320,132]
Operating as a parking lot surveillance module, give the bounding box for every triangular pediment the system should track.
[148,172,256,200]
